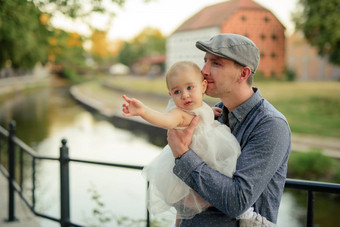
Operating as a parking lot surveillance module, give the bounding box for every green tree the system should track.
[133,27,166,55]
[34,0,127,19]
[293,0,340,65]
[118,42,143,66]
[0,0,153,71]
[118,27,165,66]
[49,30,85,67]
[0,1,50,69]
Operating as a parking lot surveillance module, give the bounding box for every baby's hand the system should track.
[212,107,222,117]
[122,95,145,117]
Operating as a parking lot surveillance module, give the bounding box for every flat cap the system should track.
[196,33,260,74]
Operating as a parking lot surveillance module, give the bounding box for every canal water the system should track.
[0,85,336,226]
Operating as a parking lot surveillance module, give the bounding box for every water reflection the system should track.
[0,88,49,146]
[35,112,164,226]
[0,87,168,226]
[277,193,304,226]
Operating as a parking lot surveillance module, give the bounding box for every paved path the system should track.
[0,69,50,96]
[0,174,41,227]
[291,134,340,159]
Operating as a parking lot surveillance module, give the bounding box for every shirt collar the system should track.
[230,87,262,123]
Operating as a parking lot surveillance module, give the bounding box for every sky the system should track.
[51,0,300,40]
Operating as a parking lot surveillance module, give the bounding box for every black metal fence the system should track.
[1,121,340,227]
[0,121,149,227]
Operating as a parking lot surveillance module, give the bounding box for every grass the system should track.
[254,81,340,138]
[103,76,340,138]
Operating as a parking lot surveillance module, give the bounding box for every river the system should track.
[0,84,337,227]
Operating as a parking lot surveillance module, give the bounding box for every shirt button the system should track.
[238,116,243,120]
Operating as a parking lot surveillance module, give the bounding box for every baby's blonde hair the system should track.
[166,61,203,90]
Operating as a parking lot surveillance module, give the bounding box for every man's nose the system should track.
[201,63,209,77]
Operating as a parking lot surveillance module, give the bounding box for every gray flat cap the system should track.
[196,33,260,74]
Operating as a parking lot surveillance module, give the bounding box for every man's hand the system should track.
[167,116,200,158]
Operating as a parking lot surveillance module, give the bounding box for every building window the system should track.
[241,15,246,21]
[260,34,266,40]
[264,16,270,23]
[271,33,277,40]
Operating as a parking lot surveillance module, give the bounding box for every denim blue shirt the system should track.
[174,88,291,226]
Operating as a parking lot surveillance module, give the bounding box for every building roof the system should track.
[175,0,269,32]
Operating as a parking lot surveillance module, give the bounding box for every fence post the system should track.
[307,190,314,227]
[7,121,17,222]
[146,181,150,227]
[60,139,70,227]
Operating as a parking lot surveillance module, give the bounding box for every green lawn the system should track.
[255,81,340,138]
[105,76,340,138]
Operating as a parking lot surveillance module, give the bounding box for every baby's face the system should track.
[168,71,207,111]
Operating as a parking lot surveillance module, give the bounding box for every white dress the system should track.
[142,99,241,219]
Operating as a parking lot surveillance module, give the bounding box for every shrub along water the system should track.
[288,149,340,183]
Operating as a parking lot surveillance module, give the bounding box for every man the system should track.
[168,33,291,226]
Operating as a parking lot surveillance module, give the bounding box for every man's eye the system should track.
[213,62,220,66]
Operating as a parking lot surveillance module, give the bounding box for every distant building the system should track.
[166,0,285,77]
[286,31,340,81]
[131,55,165,77]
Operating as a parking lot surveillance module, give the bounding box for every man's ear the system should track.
[238,66,252,82]
[202,79,208,93]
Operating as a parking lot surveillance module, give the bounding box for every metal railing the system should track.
[1,121,340,227]
[0,121,149,227]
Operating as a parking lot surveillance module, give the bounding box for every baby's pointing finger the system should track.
[122,95,131,103]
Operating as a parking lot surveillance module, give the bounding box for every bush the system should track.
[254,71,283,82]
[284,68,296,81]
[61,66,89,84]
[254,69,296,82]
[62,67,78,81]
[288,149,340,182]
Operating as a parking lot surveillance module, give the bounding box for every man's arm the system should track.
[171,117,291,218]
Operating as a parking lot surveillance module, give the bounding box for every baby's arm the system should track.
[122,95,192,129]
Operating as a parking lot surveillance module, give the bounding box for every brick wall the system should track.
[221,9,286,77]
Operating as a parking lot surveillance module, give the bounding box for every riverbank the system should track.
[0,173,41,227]
[70,80,340,158]
[0,66,50,97]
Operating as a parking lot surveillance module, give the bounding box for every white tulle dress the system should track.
[142,99,241,219]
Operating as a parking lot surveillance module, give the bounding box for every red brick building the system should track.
[166,0,285,77]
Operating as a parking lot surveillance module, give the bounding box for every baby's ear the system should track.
[202,79,208,93]
[169,92,172,96]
